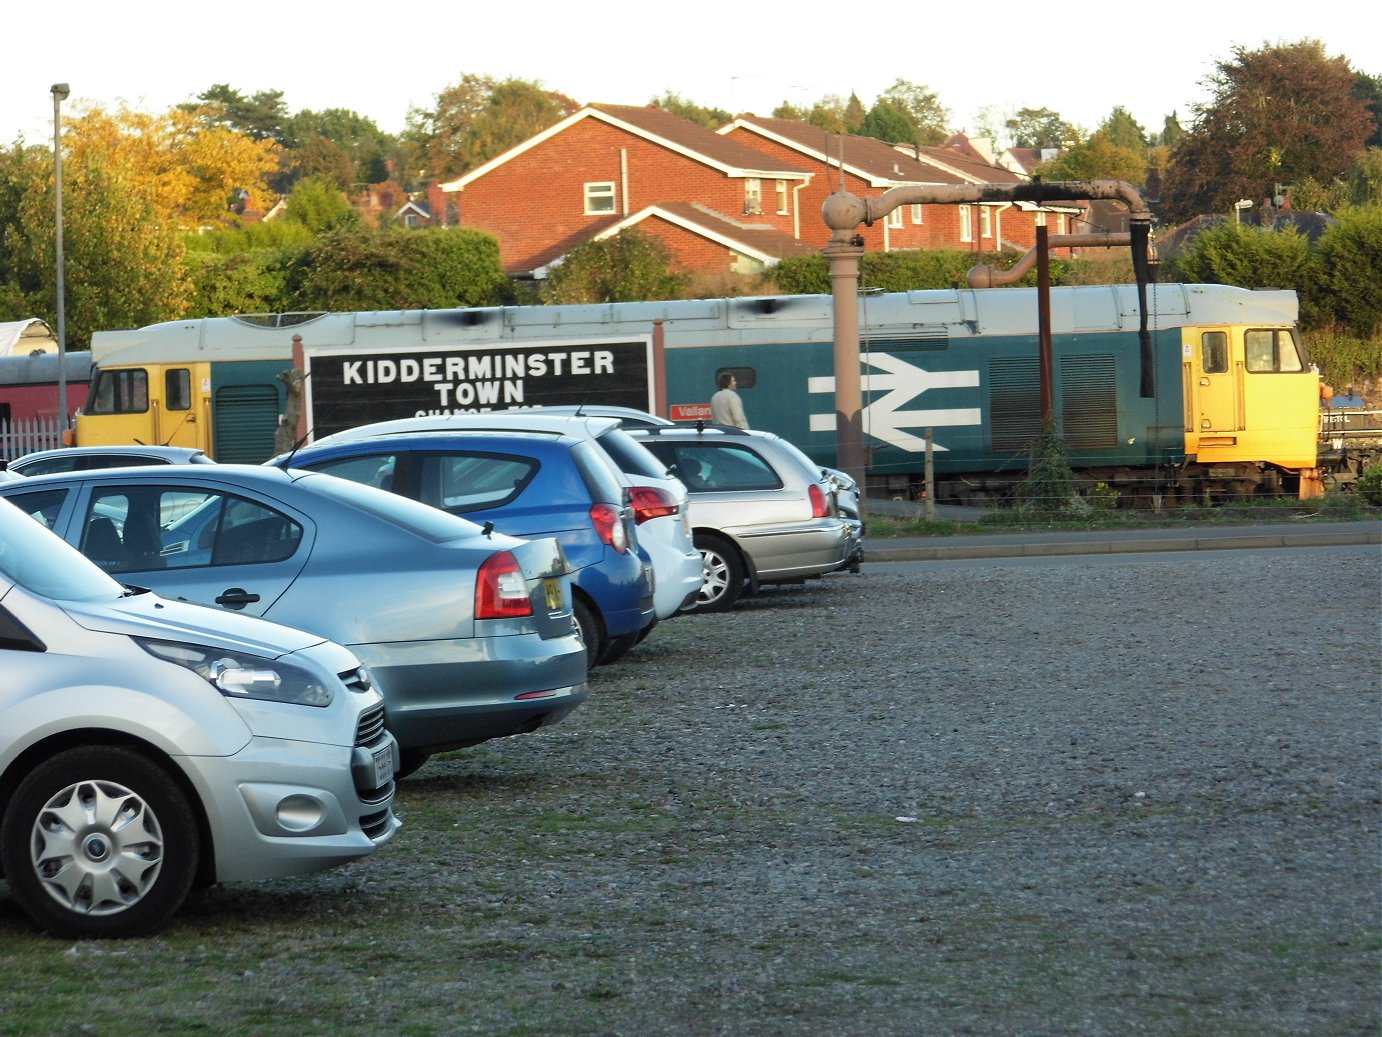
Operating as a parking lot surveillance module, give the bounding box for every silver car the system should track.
[0,496,400,938]
[0,465,587,776]
[628,425,859,611]
[6,445,215,476]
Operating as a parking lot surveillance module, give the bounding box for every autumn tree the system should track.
[1161,40,1374,222]
[1036,133,1149,184]
[282,108,393,189]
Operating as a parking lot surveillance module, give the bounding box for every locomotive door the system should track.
[1194,329,1239,432]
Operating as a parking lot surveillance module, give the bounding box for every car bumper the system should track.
[351,633,590,753]
[185,736,401,883]
[734,519,854,583]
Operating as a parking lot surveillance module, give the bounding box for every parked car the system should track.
[5,445,214,476]
[0,495,400,938]
[0,465,587,776]
[628,425,861,611]
[287,414,702,625]
[272,427,658,667]
[527,406,864,528]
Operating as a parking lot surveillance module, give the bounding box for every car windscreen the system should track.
[293,469,485,542]
[596,427,674,480]
[0,497,124,601]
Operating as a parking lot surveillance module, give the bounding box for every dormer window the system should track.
[585,182,616,215]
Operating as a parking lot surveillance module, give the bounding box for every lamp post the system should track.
[51,82,70,431]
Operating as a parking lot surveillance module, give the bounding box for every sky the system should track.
[5,1,1378,148]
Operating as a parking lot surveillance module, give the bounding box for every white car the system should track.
[0,496,400,938]
[289,414,704,622]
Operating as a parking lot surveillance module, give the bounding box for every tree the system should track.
[281,108,393,189]
[1005,108,1075,149]
[542,230,688,304]
[281,175,359,233]
[1157,112,1185,148]
[190,85,290,142]
[877,79,950,146]
[649,92,731,129]
[856,102,917,146]
[417,75,578,180]
[1098,107,1147,150]
[1162,40,1374,222]
[1035,133,1148,184]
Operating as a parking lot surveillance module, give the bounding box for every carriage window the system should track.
[87,369,149,414]
[1201,332,1228,374]
[1244,329,1304,373]
[165,368,192,410]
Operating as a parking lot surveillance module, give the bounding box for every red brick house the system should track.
[437,104,1085,280]
[718,116,1075,255]
[438,104,818,278]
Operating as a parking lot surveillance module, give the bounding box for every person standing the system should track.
[710,373,748,429]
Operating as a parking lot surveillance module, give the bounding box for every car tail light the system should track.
[589,502,630,553]
[808,483,830,518]
[630,485,679,525]
[475,551,534,619]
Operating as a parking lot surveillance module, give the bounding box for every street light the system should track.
[52,82,70,431]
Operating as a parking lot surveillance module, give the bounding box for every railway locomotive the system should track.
[14,283,1375,503]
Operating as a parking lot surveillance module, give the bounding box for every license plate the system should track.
[372,745,394,787]
[543,577,563,611]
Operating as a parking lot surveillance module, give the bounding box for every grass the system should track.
[865,490,1378,538]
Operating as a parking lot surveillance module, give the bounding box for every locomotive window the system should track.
[165,368,192,410]
[1201,332,1228,374]
[87,369,149,414]
[714,367,756,390]
[1245,329,1304,373]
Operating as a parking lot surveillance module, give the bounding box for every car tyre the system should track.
[0,746,199,939]
[572,596,605,670]
[692,533,744,612]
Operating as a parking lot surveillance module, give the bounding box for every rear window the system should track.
[570,440,628,506]
[642,442,782,492]
[596,427,673,480]
[300,471,483,542]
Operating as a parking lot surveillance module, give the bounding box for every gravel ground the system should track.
[376,546,1380,1037]
[3,546,1378,1036]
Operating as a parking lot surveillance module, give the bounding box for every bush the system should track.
[1357,464,1382,506]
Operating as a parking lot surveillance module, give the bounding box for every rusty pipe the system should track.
[967,232,1132,288]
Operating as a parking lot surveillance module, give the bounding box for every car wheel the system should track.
[396,750,432,779]
[692,534,744,612]
[572,596,605,670]
[599,631,640,665]
[0,746,199,939]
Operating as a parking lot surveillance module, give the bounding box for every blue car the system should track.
[273,429,655,667]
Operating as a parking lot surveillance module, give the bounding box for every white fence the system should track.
[1,417,67,462]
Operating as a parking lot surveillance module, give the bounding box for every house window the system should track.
[584,182,616,215]
[886,207,903,229]
[775,180,788,215]
[744,178,762,215]
[446,202,460,225]
[980,206,992,239]
[959,205,973,243]
[910,204,924,224]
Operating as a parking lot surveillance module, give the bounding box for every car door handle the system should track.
[214,587,261,609]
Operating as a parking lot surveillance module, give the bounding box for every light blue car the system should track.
[0,465,588,776]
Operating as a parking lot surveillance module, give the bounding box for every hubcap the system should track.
[30,778,165,917]
[699,549,730,603]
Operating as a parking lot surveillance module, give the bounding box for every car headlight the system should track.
[135,638,335,707]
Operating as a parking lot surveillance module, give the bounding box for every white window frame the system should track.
[910,204,924,225]
[959,204,973,243]
[584,181,616,215]
[775,180,788,215]
[980,206,992,239]
[886,207,903,229]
